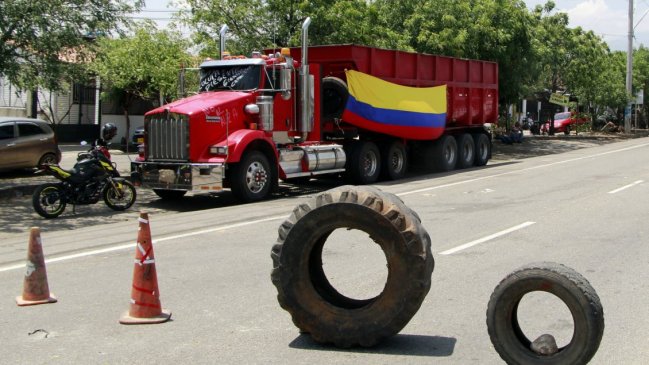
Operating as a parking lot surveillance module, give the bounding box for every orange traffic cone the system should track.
[120,212,171,324]
[16,227,57,306]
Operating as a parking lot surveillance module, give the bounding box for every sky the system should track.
[136,0,649,52]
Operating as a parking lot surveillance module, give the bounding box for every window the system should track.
[18,123,46,137]
[73,83,96,104]
[0,124,14,140]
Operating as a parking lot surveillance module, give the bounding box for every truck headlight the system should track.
[210,145,228,155]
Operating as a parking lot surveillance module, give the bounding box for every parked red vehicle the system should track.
[541,112,590,135]
[131,18,499,202]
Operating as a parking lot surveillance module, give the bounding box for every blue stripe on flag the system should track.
[346,96,446,128]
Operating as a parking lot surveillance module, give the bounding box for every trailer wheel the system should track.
[347,141,381,184]
[473,133,490,166]
[231,150,272,202]
[486,262,604,365]
[456,133,475,169]
[431,135,457,171]
[322,77,348,120]
[271,185,434,347]
[381,140,408,180]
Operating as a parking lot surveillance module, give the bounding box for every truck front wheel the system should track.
[231,151,272,202]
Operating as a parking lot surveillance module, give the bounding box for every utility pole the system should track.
[626,0,634,133]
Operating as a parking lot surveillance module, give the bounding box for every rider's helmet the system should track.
[102,123,117,141]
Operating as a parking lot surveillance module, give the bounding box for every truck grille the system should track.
[146,113,189,161]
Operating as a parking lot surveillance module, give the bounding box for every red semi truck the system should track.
[131,18,498,202]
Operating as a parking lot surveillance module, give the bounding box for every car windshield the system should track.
[199,65,262,92]
[554,112,571,120]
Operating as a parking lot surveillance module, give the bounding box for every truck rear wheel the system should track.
[473,133,490,166]
[231,151,272,202]
[456,133,475,169]
[271,186,434,347]
[432,135,457,171]
[347,141,381,184]
[381,140,408,180]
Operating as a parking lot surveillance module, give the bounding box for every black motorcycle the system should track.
[32,144,136,218]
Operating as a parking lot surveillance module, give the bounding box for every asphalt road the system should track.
[0,136,648,364]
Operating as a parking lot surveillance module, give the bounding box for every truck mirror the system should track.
[280,68,292,100]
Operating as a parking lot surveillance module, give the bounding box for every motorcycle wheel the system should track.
[32,183,67,219]
[103,179,136,211]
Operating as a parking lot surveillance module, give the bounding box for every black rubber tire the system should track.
[486,262,604,365]
[380,140,408,180]
[473,133,491,166]
[347,141,381,184]
[37,152,58,167]
[456,133,475,169]
[564,125,571,136]
[32,183,66,219]
[322,77,349,120]
[271,185,434,348]
[153,189,187,200]
[103,179,137,211]
[231,150,272,203]
[431,135,457,171]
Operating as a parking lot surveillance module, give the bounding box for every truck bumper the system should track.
[130,161,225,193]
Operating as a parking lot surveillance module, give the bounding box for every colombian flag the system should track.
[341,70,447,140]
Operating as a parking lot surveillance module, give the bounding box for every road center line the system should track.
[0,214,287,273]
[608,180,644,194]
[397,142,649,196]
[439,221,536,255]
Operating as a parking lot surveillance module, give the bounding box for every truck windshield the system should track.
[199,65,262,92]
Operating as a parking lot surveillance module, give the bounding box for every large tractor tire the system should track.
[271,185,434,348]
[486,262,604,365]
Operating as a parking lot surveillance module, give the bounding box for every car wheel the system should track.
[38,153,58,167]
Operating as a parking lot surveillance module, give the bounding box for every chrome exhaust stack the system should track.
[299,17,312,137]
[219,24,229,59]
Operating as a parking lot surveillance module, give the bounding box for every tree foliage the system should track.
[90,23,192,136]
[0,0,142,91]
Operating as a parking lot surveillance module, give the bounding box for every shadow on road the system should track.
[289,333,456,357]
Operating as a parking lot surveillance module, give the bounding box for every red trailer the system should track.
[131,18,498,202]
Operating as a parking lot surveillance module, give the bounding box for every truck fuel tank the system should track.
[279,145,346,175]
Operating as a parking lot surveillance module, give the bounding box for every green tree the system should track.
[91,24,192,138]
[0,0,142,91]
[393,0,534,106]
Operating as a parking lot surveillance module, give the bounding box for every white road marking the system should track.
[439,221,536,255]
[2,142,647,272]
[397,142,649,197]
[0,215,287,273]
[608,180,644,194]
